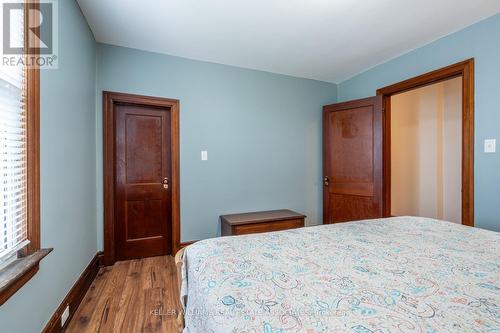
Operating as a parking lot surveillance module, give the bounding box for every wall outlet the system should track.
[484,139,496,153]
[61,305,70,326]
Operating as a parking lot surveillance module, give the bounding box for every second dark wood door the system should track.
[323,96,384,223]
[115,103,172,260]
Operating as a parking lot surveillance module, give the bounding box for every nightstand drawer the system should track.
[232,218,304,235]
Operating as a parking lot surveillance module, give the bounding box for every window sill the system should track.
[0,248,52,305]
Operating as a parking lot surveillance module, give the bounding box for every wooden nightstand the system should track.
[220,209,306,236]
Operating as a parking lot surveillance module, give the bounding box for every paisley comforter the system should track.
[180,217,499,332]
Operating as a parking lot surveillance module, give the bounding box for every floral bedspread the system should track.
[181,217,500,332]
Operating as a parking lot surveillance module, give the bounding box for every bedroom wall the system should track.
[95,44,337,246]
[338,13,500,231]
[0,1,98,332]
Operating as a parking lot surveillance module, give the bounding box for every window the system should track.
[0,0,45,306]
[0,4,29,267]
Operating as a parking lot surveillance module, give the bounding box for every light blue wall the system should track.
[0,1,97,332]
[95,44,337,246]
[338,13,500,232]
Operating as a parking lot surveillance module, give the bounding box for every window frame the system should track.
[23,0,40,257]
[0,0,49,306]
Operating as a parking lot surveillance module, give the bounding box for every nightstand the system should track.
[220,209,305,236]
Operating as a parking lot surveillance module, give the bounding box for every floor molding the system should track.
[42,251,104,333]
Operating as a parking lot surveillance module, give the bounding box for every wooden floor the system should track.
[66,256,181,333]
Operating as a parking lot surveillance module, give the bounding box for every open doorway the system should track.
[390,77,462,223]
[378,59,474,226]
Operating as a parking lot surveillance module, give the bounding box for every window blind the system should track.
[0,6,29,267]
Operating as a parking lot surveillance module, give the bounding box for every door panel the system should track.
[125,199,162,240]
[323,96,383,224]
[330,107,373,182]
[124,114,163,183]
[115,104,172,260]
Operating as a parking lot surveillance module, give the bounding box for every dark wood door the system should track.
[323,96,383,224]
[114,103,172,260]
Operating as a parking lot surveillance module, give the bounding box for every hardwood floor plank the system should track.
[163,256,181,321]
[90,261,129,333]
[65,266,112,332]
[114,259,145,332]
[143,256,178,332]
[66,256,180,333]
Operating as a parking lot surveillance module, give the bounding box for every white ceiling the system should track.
[77,0,500,83]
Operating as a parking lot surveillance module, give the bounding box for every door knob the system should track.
[163,177,169,189]
[323,176,330,187]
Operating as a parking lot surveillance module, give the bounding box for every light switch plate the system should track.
[484,139,496,153]
[201,150,208,161]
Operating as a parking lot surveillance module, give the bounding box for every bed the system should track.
[175,216,499,332]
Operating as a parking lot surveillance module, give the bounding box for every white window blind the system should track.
[0,6,29,267]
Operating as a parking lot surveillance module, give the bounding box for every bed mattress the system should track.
[180,217,499,332]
